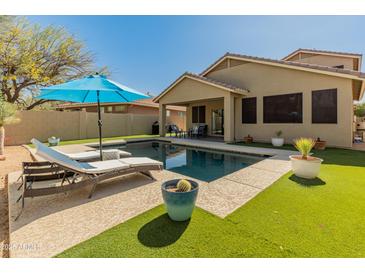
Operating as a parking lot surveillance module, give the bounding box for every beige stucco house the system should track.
[154,48,365,148]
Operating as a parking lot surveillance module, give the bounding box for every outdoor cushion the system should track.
[32,138,85,172]
[119,157,163,167]
[80,160,130,174]
[59,149,131,161]
[33,139,133,174]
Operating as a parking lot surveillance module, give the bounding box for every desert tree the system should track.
[0,16,107,110]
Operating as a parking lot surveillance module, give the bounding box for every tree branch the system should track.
[25,99,49,110]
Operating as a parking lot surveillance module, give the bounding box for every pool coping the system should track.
[92,137,295,219]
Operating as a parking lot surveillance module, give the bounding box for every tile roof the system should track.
[183,72,248,93]
[282,48,363,60]
[201,52,365,79]
[153,72,248,102]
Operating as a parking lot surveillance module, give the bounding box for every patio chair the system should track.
[170,125,184,137]
[16,139,163,220]
[189,125,199,137]
[190,125,207,138]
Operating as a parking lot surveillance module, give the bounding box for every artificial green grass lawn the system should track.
[57,147,365,258]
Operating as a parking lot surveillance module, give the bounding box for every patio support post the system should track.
[224,93,235,143]
[159,103,166,137]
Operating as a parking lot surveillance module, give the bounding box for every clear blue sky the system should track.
[29,16,365,96]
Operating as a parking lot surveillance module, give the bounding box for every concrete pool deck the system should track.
[8,140,294,257]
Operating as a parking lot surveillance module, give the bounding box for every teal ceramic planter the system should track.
[161,179,199,221]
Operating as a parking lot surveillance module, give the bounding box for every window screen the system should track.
[312,89,337,124]
[242,97,257,124]
[263,93,302,123]
[192,106,206,123]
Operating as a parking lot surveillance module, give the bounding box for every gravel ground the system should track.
[0,146,32,258]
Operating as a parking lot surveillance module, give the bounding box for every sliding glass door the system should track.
[211,109,224,135]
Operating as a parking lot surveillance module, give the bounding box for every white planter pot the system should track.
[289,155,323,179]
[48,138,60,147]
[271,137,284,147]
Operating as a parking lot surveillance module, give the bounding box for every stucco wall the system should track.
[206,62,354,147]
[288,54,355,70]
[5,110,167,145]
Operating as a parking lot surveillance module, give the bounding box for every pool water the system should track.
[119,141,265,182]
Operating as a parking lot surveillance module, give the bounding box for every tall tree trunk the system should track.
[0,126,5,160]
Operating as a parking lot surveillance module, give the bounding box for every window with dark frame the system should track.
[242,97,257,124]
[312,89,337,124]
[263,93,303,123]
[192,105,206,123]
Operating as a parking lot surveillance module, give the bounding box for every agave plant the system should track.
[0,95,20,159]
[294,137,315,160]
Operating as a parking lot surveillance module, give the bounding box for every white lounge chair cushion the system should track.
[80,160,130,174]
[33,139,128,173]
[31,138,162,175]
[32,139,85,171]
[119,157,162,167]
[62,149,131,161]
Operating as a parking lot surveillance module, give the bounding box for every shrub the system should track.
[355,103,365,118]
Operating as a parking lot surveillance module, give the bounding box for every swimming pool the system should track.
[118,141,265,182]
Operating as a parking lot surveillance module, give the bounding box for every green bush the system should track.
[355,103,365,118]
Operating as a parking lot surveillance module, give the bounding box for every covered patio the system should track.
[154,72,249,142]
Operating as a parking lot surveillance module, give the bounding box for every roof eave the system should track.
[282,49,363,61]
[154,73,248,103]
[201,54,365,82]
[359,80,365,101]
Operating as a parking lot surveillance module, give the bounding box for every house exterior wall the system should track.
[286,53,357,70]
[206,62,354,147]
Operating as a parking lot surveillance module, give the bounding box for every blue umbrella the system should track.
[38,74,149,160]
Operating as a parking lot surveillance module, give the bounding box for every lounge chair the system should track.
[16,139,163,220]
[31,139,131,161]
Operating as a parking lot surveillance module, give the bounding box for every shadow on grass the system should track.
[137,213,190,247]
[289,174,326,187]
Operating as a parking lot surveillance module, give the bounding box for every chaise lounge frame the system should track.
[15,140,163,220]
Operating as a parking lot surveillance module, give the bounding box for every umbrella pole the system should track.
[97,90,103,161]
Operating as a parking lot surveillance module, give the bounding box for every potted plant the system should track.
[161,178,199,221]
[314,137,326,150]
[48,136,60,146]
[0,96,20,160]
[243,134,253,144]
[271,130,284,147]
[290,137,323,179]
